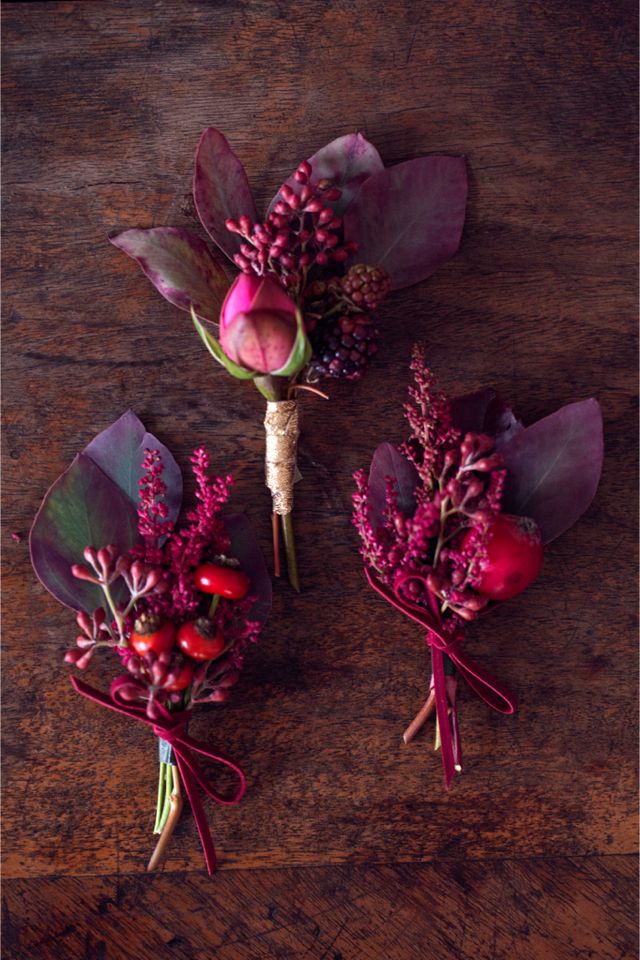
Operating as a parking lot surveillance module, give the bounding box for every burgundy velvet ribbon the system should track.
[364,568,518,789]
[70,675,246,874]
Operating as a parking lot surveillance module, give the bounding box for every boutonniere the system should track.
[111,130,467,590]
[30,412,271,872]
[354,347,603,787]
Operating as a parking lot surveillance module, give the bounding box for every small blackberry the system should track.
[340,264,391,311]
[310,313,379,382]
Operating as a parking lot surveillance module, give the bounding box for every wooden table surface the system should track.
[2,2,637,958]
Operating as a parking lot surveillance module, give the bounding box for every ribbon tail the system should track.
[449,650,518,715]
[174,753,217,876]
[446,675,463,774]
[431,641,456,790]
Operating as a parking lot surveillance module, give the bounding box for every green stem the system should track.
[281,512,300,592]
[208,593,220,618]
[153,762,167,833]
[101,581,124,641]
[432,494,451,571]
[254,375,287,402]
[156,763,175,833]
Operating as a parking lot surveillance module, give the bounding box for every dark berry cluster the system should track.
[309,313,379,382]
[302,264,390,382]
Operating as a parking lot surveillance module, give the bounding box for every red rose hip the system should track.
[129,615,176,656]
[177,618,225,662]
[194,562,250,600]
[164,657,194,692]
[468,514,543,601]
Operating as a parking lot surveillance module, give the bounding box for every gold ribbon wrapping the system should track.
[264,400,300,515]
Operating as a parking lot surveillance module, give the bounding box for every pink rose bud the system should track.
[219,274,298,374]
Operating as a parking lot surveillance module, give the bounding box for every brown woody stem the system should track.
[403,690,436,744]
[147,766,183,873]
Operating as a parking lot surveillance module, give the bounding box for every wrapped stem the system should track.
[264,400,300,588]
[264,400,299,514]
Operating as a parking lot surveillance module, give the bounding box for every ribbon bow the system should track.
[70,675,246,874]
[364,568,517,789]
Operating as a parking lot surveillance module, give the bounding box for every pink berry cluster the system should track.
[353,347,506,631]
[226,160,357,299]
[224,155,394,383]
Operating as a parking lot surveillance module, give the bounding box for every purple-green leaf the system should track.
[344,156,468,290]
[368,442,419,530]
[500,398,603,543]
[110,226,228,322]
[451,389,523,447]
[83,410,182,526]
[268,132,384,218]
[193,128,259,262]
[30,454,140,612]
[225,513,272,625]
[30,412,184,612]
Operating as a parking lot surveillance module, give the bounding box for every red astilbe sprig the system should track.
[400,347,461,495]
[67,446,252,718]
[160,448,232,623]
[138,449,173,561]
[353,348,507,631]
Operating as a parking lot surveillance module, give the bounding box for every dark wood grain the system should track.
[2,0,637,956]
[2,857,637,960]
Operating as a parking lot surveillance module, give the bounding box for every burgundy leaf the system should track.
[451,389,523,447]
[268,132,384,218]
[83,410,182,526]
[30,454,139,611]
[193,128,259,262]
[500,398,603,543]
[368,442,419,530]
[110,226,228,322]
[225,513,272,625]
[344,156,468,289]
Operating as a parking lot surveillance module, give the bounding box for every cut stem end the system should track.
[281,512,300,592]
[403,690,436,745]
